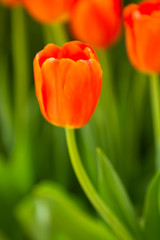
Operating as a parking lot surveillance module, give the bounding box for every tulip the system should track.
[70,0,122,49]
[0,0,20,6]
[124,0,160,73]
[124,1,160,171]
[22,0,77,23]
[33,41,102,128]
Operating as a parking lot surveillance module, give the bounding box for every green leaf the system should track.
[16,181,119,240]
[96,148,141,239]
[0,230,8,240]
[78,125,98,186]
[143,171,160,240]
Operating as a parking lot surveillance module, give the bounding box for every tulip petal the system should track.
[33,41,102,128]
[33,54,48,120]
[59,41,97,62]
[38,44,60,67]
[62,60,102,128]
[22,0,69,23]
[41,58,74,127]
[123,4,141,70]
[124,1,160,73]
[70,0,122,48]
[134,15,160,72]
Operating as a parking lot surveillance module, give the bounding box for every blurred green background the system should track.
[0,0,156,239]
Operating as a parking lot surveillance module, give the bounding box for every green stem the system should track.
[0,5,7,47]
[65,128,135,240]
[43,22,69,46]
[51,23,69,45]
[11,6,33,192]
[0,54,13,151]
[11,6,29,130]
[0,6,13,150]
[149,74,160,171]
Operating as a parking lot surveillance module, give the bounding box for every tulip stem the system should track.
[43,23,69,46]
[52,23,69,45]
[11,6,29,130]
[11,6,33,192]
[65,128,135,240]
[149,74,160,170]
[44,23,69,46]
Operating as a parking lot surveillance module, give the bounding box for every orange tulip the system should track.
[22,0,77,23]
[33,41,102,128]
[0,0,20,6]
[70,0,122,49]
[124,0,160,73]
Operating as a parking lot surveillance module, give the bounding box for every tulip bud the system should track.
[22,0,77,23]
[33,41,102,128]
[70,0,122,49]
[124,0,160,73]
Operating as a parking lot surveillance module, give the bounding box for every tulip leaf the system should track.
[143,171,160,240]
[16,181,119,240]
[0,230,8,240]
[78,125,98,186]
[96,148,141,239]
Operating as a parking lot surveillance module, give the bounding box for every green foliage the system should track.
[143,171,160,240]
[96,148,141,239]
[16,182,118,240]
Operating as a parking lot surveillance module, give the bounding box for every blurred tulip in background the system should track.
[21,0,76,23]
[124,1,160,73]
[70,0,122,48]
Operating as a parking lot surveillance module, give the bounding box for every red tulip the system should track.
[22,0,77,23]
[124,0,160,73]
[70,0,122,49]
[33,41,102,128]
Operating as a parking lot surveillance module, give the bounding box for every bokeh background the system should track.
[0,0,155,239]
